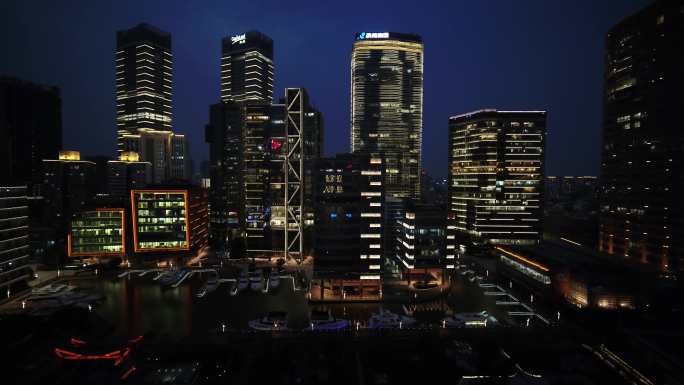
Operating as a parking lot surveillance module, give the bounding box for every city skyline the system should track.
[0,0,651,178]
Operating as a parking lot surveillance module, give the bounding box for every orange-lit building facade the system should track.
[130,189,190,253]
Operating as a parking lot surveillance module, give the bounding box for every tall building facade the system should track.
[205,88,323,253]
[221,31,274,103]
[205,101,244,239]
[116,23,187,181]
[350,32,423,199]
[0,186,32,297]
[599,1,684,271]
[116,23,173,154]
[447,110,546,251]
[0,77,62,185]
[311,154,384,301]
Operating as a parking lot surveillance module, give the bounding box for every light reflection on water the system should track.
[86,272,504,338]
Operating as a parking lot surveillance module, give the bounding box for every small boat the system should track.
[158,269,185,287]
[368,309,417,329]
[249,270,263,291]
[236,269,249,292]
[441,311,492,328]
[306,310,348,331]
[248,311,289,331]
[196,275,219,298]
[268,269,280,289]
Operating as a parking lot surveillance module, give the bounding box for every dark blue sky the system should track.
[1,0,649,178]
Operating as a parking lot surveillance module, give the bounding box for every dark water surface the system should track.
[81,272,510,338]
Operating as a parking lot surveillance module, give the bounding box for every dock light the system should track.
[22,301,26,309]
[557,311,561,322]
[310,322,314,331]
[221,323,226,333]
[6,288,9,298]
[356,321,360,331]
[57,269,61,277]
[399,321,403,330]
[88,304,92,312]
[526,318,530,327]
[442,320,446,329]
[530,294,534,303]
[486,270,489,277]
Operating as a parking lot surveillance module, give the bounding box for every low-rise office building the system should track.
[68,208,126,260]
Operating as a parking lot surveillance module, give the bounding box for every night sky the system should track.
[1,0,649,178]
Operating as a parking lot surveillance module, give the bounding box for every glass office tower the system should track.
[115,23,173,155]
[350,32,423,200]
[447,110,546,251]
[220,31,274,103]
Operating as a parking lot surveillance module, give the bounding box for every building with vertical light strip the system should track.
[221,31,274,103]
[311,154,384,301]
[447,110,546,253]
[115,23,173,154]
[350,32,423,200]
[599,1,683,271]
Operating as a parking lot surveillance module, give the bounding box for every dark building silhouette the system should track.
[0,76,62,185]
[350,32,423,200]
[221,31,274,103]
[598,0,684,271]
[0,186,32,298]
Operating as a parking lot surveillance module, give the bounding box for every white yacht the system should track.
[306,310,349,331]
[249,269,264,291]
[369,309,417,329]
[248,311,289,331]
[441,311,494,328]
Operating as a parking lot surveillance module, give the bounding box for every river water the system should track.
[75,271,510,338]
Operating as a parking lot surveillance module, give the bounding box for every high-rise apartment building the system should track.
[599,1,684,271]
[220,31,274,103]
[350,32,423,200]
[447,110,546,251]
[0,77,62,185]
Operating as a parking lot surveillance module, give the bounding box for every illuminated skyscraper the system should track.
[350,32,423,199]
[116,23,173,154]
[599,1,684,271]
[221,31,274,103]
[447,110,546,252]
